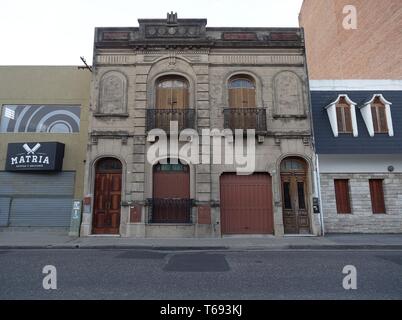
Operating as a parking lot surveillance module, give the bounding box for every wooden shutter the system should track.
[369,179,386,214]
[334,179,351,214]
[344,106,353,132]
[371,106,379,132]
[378,106,388,133]
[336,107,344,132]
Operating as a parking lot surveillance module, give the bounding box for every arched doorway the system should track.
[280,157,310,234]
[151,159,191,223]
[93,157,122,234]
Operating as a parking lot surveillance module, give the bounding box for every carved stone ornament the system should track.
[99,71,127,114]
[273,71,305,117]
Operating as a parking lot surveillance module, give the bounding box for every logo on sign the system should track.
[10,143,50,168]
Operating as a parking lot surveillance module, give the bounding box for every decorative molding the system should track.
[93,113,129,118]
[361,94,394,137]
[98,71,128,115]
[273,71,306,117]
[97,55,134,65]
[223,55,258,64]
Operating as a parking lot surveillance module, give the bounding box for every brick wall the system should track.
[299,0,402,79]
[321,173,402,233]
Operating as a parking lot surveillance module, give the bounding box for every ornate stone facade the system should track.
[81,14,320,238]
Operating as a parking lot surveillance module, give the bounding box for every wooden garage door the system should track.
[220,173,273,234]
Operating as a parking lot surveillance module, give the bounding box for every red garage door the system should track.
[220,173,273,234]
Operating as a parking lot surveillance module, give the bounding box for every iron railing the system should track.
[146,109,196,132]
[147,198,193,223]
[223,108,267,133]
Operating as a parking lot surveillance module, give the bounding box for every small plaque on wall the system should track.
[198,205,211,225]
[130,205,142,223]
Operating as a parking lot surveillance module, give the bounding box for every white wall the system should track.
[318,154,402,173]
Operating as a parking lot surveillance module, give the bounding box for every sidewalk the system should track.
[1,228,402,250]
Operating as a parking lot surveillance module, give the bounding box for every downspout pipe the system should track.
[300,27,325,236]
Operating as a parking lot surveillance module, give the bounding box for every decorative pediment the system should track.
[138,12,207,39]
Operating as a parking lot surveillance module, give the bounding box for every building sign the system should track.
[5,142,65,171]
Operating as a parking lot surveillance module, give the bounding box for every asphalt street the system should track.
[0,248,401,299]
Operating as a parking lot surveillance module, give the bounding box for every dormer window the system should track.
[336,97,353,133]
[371,97,388,133]
[359,94,393,137]
[325,94,358,137]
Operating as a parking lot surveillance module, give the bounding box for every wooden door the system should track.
[281,174,310,234]
[220,173,273,234]
[93,159,122,234]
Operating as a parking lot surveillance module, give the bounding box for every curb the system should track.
[1,244,402,250]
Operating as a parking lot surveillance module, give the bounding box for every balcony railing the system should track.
[146,108,195,132]
[147,198,193,224]
[223,108,267,133]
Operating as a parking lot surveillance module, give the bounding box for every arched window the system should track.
[280,158,306,172]
[336,97,353,133]
[228,76,256,108]
[156,76,189,109]
[371,96,388,133]
[96,157,122,172]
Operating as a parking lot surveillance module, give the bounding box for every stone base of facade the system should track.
[321,173,402,233]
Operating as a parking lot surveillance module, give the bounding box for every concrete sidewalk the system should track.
[1,228,402,250]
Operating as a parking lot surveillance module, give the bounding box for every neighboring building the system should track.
[300,1,402,233]
[299,0,402,80]
[0,66,91,229]
[311,80,402,233]
[81,13,321,238]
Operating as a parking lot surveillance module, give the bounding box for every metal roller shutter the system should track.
[0,171,75,227]
[0,197,11,226]
[220,173,274,234]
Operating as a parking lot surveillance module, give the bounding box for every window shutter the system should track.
[336,107,344,132]
[344,106,353,132]
[378,107,388,133]
[369,179,386,214]
[334,179,351,214]
[371,106,380,132]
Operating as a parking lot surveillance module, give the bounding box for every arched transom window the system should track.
[156,76,189,109]
[228,76,256,108]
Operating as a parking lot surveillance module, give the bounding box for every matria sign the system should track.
[5,142,65,171]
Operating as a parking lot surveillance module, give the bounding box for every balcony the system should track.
[146,108,195,132]
[147,198,193,224]
[223,108,267,133]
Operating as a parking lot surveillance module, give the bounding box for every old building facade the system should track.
[80,13,321,238]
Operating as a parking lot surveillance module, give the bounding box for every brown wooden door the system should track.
[152,163,190,223]
[93,172,122,234]
[281,174,310,234]
[220,173,273,234]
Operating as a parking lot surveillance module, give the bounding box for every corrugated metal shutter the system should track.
[0,171,75,227]
[0,197,11,226]
[220,173,274,234]
[9,198,73,227]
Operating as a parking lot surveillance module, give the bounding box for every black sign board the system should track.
[5,142,65,172]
